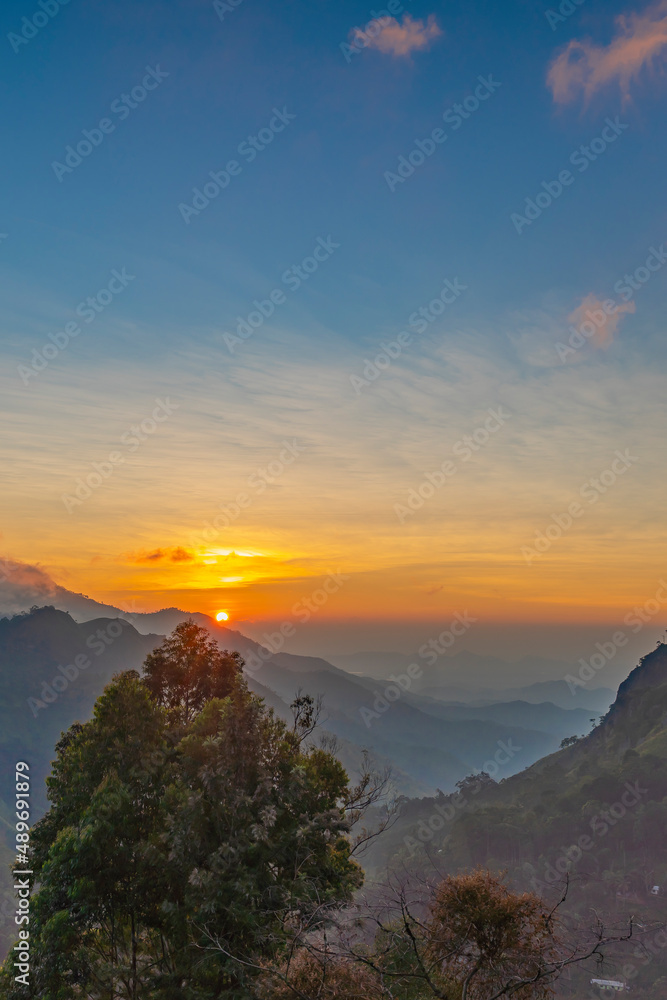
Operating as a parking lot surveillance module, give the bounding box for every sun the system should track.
[215,611,229,622]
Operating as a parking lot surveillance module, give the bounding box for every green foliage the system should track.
[0,627,362,999]
[164,683,362,985]
[142,619,243,724]
[367,646,667,997]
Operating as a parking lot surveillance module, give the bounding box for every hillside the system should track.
[0,606,631,970]
[0,606,600,801]
[369,642,667,870]
[333,649,615,711]
[0,573,616,713]
[365,643,667,995]
[252,659,558,790]
[0,607,162,810]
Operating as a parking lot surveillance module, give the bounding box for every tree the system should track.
[0,671,173,999]
[424,869,559,999]
[142,619,242,723]
[0,660,364,998]
[325,870,635,1000]
[164,682,363,992]
[559,736,580,749]
[257,948,387,1000]
[456,772,497,797]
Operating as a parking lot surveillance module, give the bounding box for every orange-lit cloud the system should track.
[0,557,57,600]
[568,293,635,350]
[127,547,195,564]
[352,14,442,58]
[0,556,125,619]
[547,0,667,104]
[170,547,195,562]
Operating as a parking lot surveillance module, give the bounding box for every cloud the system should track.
[547,1,667,104]
[0,557,123,619]
[351,13,442,58]
[568,293,636,350]
[0,558,58,612]
[127,547,195,564]
[509,294,637,368]
[508,311,566,368]
[170,547,195,562]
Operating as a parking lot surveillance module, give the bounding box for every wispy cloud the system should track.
[547,0,667,104]
[351,14,442,58]
[568,293,636,349]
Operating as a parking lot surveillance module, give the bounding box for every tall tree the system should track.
[1,672,173,999]
[0,633,363,998]
[164,683,363,994]
[142,619,242,724]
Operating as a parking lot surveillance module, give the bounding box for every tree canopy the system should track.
[142,618,243,723]
[0,625,362,999]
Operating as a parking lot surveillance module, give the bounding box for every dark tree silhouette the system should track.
[142,619,243,723]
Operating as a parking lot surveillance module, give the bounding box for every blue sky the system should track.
[2,0,665,348]
[1,0,666,656]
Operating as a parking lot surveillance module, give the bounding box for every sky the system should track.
[1,0,666,659]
